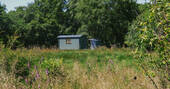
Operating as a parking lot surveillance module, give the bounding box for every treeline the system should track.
[0,0,141,48]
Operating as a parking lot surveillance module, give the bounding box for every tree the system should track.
[4,0,140,48]
[24,0,66,47]
[7,0,67,47]
[0,3,14,46]
[67,0,139,47]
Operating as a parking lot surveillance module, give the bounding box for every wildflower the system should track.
[46,69,49,76]
[27,61,30,69]
[25,78,28,84]
[38,84,41,89]
[34,65,37,70]
[36,71,40,79]
[32,71,34,75]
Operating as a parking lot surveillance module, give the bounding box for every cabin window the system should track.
[66,39,71,44]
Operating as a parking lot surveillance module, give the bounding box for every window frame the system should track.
[66,39,72,44]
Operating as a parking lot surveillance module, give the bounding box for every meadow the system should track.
[0,47,158,89]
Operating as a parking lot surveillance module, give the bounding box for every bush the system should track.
[126,0,170,88]
[41,58,64,77]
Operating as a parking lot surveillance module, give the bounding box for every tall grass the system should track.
[0,47,158,89]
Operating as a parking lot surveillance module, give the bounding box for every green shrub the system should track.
[41,58,63,72]
[14,57,29,78]
[41,57,66,77]
[126,0,170,88]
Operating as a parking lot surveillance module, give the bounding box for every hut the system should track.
[57,35,87,50]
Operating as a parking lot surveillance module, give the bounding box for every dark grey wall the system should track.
[80,36,88,49]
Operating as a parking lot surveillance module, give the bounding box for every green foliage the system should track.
[0,48,139,88]
[41,58,63,74]
[0,47,136,73]
[0,4,15,47]
[6,0,66,47]
[126,0,170,88]
[1,48,158,89]
[14,57,29,78]
[67,0,139,46]
[1,0,140,48]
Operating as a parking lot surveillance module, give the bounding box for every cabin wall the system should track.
[58,38,80,50]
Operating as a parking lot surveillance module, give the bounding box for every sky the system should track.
[0,0,34,11]
[0,0,150,12]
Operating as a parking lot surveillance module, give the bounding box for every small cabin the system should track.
[57,35,87,50]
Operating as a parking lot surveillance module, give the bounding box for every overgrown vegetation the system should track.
[126,0,170,88]
[0,47,158,89]
[0,0,169,89]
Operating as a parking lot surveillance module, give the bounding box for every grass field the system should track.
[0,47,157,89]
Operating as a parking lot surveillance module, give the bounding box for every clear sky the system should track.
[0,0,34,11]
[0,0,149,12]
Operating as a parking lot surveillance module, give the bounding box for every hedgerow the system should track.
[126,0,170,88]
